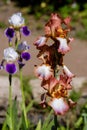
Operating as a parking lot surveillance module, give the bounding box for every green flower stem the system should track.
[9,74,14,130]
[19,70,28,128]
[54,114,58,130]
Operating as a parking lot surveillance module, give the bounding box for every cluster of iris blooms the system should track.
[34,13,76,115]
[0,12,31,74]
[0,12,76,115]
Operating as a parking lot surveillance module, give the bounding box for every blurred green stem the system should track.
[19,69,28,129]
[9,74,13,130]
[54,114,58,130]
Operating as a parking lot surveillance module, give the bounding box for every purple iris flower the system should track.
[6,63,17,74]
[21,52,31,61]
[5,28,15,40]
[21,26,31,36]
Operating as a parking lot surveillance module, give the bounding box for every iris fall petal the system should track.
[49,98,69,115]
[21,26,31,36]
[5,28,15,39]
[6,63,17,74]
[57,38,70,54]
[35,64,53,80]
[21,52,30,61]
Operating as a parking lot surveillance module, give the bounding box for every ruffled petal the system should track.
[21,26,31,36]
[4,47,18,62]
[63,65,74,78]
[5,63,17,74]
[49,98,69,115]
[21,52,31,61]
[57,38,70,54]
[34,64,53,80]
[8,12,24,28]
[34,36,47,47]
[5,28,15,39]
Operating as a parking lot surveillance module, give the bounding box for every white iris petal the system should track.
[4,47,18,62]
[57,37,70,54]
[9,12,24,27]
[49,98,69,115]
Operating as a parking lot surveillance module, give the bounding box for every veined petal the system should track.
[34,36,47,47]
[5,63,17,74]
[35,64,53,80]
[63,65,74,78]
[5,28,15,39]
[21,52,30,61]
[49,98,69,115]
[57,38,70,54]
[21,26,31,36]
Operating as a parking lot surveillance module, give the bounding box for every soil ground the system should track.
[0,1,87,77]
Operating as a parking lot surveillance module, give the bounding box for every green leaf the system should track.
[35,120,41,130]
[12,98,19,130]
[83,123,87,130]
[42,110,53,130]
[26,100,34,113]
[46,120,54,130]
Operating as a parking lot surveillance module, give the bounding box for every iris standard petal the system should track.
[21,52,31,61]
[21,26,31,36]
[8,12,25,27]
[5,28,15,39]
[6,63,17,74]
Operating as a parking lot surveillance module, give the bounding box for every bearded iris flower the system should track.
[3,47,19,74]
[17,41,31,61]
[34,13,76,115]
[5,13,30,41]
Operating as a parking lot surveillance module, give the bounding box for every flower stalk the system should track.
[9,74,14,130]
[19,69,28,128]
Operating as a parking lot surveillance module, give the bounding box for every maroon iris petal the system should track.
[5,28,15,39]
[21,52,30,61]
[21,26,30,36]
[6,63,17,74]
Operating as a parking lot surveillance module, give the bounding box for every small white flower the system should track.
[4,47,18,62]
[9,12,24,28]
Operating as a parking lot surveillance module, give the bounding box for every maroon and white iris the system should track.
[4,47,19,74]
